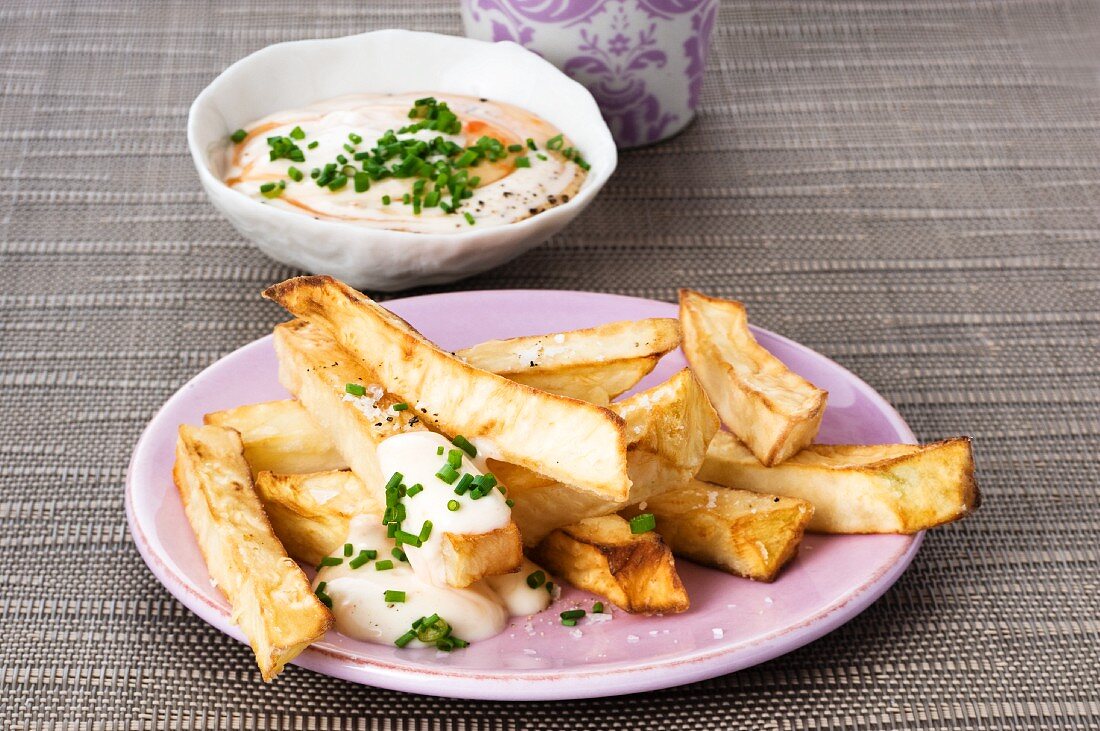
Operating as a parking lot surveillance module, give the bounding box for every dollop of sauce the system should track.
[314,431,551,648]
[225,92,587,232]
[376,431,510,587]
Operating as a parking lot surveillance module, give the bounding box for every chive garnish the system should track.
[287,166,304,182]
[419,520,433,542]
[406,483,423,498]
[392,547,407,562]
[562,619,577,627]
[308,140,319,149]
[560,609,585,621]
[436,464,459,484]
[454,472,474,496]
[447,499,460,512]
[289,126,305,140]
[230,129,248,144]
[547,134,564,150]
[354,172,370,193]
[375,560,394,571]
[526,570,546,589]
[394,630,417,648]
[629,513,657,534]
[436,446,444,456]
[526,138,537,151]
[382,195,392,205]
[505,498,514,507]
[328,174,348,191]
[349,550,372,569]
[514,156,531,168]
[507,143,524,153]
[447,449,463,469]
[394,530,422,547]
[318,556,342,569]
[392,402,409,411]
[593,602,604,613]
[464,212,476,226]
[343,543,353,557]
[349,132,363,144]
[314,582,332,608]
[384,590,406,603]
[451,435,477,458]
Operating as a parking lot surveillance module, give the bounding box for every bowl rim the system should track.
[186,29,617,243]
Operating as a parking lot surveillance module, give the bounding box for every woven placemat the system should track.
[1,1,1098,728]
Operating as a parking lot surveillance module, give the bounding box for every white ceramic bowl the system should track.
[187,30,617,291]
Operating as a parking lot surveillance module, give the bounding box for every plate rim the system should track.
[125,289,921,700]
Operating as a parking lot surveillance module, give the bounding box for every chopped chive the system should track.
[593,602,604,613]
[349,550,372,569]
[308,140,319,149]
[314,583,332,608]
[454,472,474,495]
[415,615,451,643]
[545,581,556,595]
[507,143,524,153]
[447,449,463,469]
[343,543,354,557]
[317,556,343,569]
[289,126,305,140]
[375,560,394,571]
[394,530,422,547]
[526,570,546,589]
[394,630,417,648]
[392,402,409,411]
[345,382,365,396]
[354,172,370,193]
[547,134,564,150]
[382,194,392,205]
[451,435,477,458]
[629,513,657,534]
[526,137,537,151]
[537,153,547,161]
[349,132,363,144]
[336,154,347,165]
[514,156,531,168]
[386,523,397,538]
[561,618,577,627]
[435,464,459,484]
[447,499,460,512]
[468,175,481,188]
[560,609,586,621]
[406,483,423,498]
[287,166,304,182]
[392,547,407,562]
[363,549,377,559]
[463,211,476,226]
[328,174,348,191]
[384,590,406,603]
[505,498,514,507]
[230,129,247,144]
[419,520,433,542]
[436,446,444,456]
[344,143,356,154]
[385,472,404,491]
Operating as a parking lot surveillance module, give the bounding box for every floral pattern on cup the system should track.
[461,0,719,148]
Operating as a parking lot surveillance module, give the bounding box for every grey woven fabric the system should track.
[2,0,1099,728]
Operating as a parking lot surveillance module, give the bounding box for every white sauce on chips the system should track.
[314,432,550,648]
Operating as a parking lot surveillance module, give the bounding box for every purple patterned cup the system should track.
[460,0,718,149]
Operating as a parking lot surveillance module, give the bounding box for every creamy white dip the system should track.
[225,92,587,232]
[313,431,551,648]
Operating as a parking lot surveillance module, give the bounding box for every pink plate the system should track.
[126,290,920,700]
